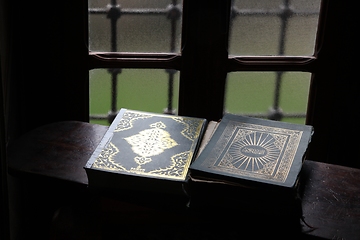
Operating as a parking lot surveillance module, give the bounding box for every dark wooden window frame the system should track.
[88,0,321,120]
[86,0,359,168]
[88,0,335,164]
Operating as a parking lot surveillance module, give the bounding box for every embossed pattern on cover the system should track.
[86,109,207,181]
[190,114,313,188]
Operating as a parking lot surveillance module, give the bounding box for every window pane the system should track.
[225,72,311,124]
[89,0,182,53]
[229,0,321,56]
[90,68,179,125]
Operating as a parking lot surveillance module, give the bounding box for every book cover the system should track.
[84,109,207,196]
[190,113,313,190]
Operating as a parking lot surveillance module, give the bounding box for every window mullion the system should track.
[179,0,231,120]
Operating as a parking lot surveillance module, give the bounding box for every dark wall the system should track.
[1,1,89,239]
[1,0,89,142]
[306,1,360,168]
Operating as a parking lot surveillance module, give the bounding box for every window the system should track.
[88,0,322,125]
[2,0,357,169]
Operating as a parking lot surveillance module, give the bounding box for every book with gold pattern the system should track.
[188,114,313,216]
[84,109,207,196]
[190,113,313,189]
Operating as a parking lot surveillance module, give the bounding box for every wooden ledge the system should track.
[300,161,360,239]
[7,121,108,186]
[7,121,360,239]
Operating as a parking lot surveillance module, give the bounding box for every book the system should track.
[84,109,207,197]
[188,113,313,215]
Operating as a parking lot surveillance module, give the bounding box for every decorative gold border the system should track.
[92,110,205,180]
[203,120,303,183]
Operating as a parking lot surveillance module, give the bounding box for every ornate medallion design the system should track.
[91,110,205,180]
[219,131,285,173]
[124,121,178,172]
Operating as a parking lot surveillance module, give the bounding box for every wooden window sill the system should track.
[7,121,360,239]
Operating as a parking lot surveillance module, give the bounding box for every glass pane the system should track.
[225,72,311,124]
[90,68,179,125]
[89,0,182,53]
[229,0,321,56]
